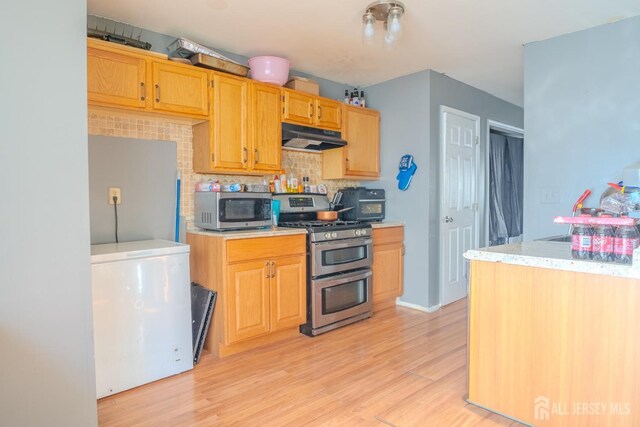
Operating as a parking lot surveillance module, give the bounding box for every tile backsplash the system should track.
[88,111,360,225]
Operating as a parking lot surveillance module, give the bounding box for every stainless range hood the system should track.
[282,123,347,152]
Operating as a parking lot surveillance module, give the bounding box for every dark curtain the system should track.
[489,133,524,246]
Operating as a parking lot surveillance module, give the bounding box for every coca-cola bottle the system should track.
[571,223,593,260]
[591,222,614,262]
[614,224,640,264]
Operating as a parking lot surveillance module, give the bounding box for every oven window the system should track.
[322,246,366,266]
[360,202,382,215]
[322,279,367,314]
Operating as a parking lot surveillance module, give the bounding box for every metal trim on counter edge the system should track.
[464,398,534,427]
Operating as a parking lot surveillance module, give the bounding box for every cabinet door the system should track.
[212,73,249,169]
[372,243,404,302]
[282,89,314,126]
[270,255,306,332]
[250,83,281,172]
[87,47,147,109]
[227,260,271,344]
[314,98,342,130]
[343,106,380,177]
[152,62,209,117]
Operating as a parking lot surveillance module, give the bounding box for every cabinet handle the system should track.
[265,261,270,278]
[155,84,160,102]
[346,158,350,171]
[211,153,215,163]
[243,147,248,164]
[270,261,276,278]
[317,105,322,119]
[254,148,259,164]
[140,82,146,101]
[309,104,313,118]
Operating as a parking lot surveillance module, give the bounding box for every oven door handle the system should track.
[357,199,387,202]
[313,269,372,287]
[314,237,373,250]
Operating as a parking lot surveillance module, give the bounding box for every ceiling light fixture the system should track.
[362,1,405,46]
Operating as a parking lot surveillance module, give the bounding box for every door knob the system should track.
[444,216,454,223]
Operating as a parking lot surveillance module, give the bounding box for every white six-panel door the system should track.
[440,106,480,306]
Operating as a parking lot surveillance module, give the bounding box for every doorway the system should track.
[485,121,525,247]
[439,106,480,307]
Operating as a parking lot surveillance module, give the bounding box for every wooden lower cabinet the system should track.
[372,226,404,309]
[187,233,306,358]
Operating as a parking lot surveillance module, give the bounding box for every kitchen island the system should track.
[464,241,640,426]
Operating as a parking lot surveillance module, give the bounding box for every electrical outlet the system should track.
[108,187,122,205]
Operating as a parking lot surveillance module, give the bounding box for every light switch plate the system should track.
[540,186,560,204]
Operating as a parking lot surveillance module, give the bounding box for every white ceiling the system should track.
[87,0,640,107]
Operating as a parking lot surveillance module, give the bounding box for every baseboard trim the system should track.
[395,299,441,313]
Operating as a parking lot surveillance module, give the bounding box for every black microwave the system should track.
[195,192,272,230]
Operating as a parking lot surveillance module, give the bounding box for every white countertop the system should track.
[464,241,640,279]
[370,221,404,229]
[187,227,307,240]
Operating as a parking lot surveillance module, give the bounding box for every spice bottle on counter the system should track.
[571,220,593,260]
[614,224,639,264]
[591,219,614,262]
[303,177,311,193]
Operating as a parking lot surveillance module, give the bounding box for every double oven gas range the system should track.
[274,194,373,336]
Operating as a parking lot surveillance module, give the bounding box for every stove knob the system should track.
[324,232,331,240]
[354,230,360,236]
[331,232,337,239]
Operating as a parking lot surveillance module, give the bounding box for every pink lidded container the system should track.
[248,56,290,86]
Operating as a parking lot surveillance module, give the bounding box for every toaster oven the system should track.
[337,188,385,222]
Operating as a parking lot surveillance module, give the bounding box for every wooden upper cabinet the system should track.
[151,62,209,117]
[250,83,282,172]
[314,98,342,130]
[211,73,248,170]
[282,89,314,125]
[282,88,342,131]
[322,105,380,179]
[87,46,148,109]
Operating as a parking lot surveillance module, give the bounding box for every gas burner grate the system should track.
[279,220,361,228]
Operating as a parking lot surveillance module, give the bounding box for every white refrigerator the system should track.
[91,239,193,398]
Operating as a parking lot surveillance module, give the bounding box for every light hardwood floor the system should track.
[98,299,523,426]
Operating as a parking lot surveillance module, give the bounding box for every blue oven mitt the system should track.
[397,154,417,191]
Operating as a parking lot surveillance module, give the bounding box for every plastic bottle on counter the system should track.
[571,222,593,260]
[614,224,639,264]
[591,219,614,262]
[303,177,311,193]
[280,172,287,192]
[360,91,366,108]
[273,175,282,193]
[290,174,298,193]
[344,90,350,104]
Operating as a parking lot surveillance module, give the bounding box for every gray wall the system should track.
[367,70,523,309]
[366,71,431,307]
[523,16,640,240]
[89,136,177,244]
[88,15,351,101]
[1,1,98,426]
